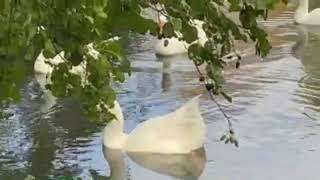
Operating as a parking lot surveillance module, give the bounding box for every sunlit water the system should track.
[1,8,320,180]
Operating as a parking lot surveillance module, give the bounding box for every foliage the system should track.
[25,175,81,180]
[0,0,288,123]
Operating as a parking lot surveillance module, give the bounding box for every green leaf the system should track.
[70,49,84,66]
[228,0,241,11]
[220,134,227,141]
[0,0,279,124]
[181,21,198,43]
[171,18,182,31]
[84,15,95,24]
[187,0,206,19]
[162,22,175,38]
[43,39,56,58]
[93,6,108,19]
[206,63,225,86]
[221,91,232,103]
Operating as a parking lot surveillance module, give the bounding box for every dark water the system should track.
[1,7,320,180]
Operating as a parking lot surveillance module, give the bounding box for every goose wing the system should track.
[125,96,206,153]
[306,8,320,25]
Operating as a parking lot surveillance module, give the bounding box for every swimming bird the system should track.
[294,0,320,25]
[154,15,208,56]
[33,41,117,113]
[103,95,206,154]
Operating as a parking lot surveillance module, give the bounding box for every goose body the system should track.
[34,52,65,113]
[34,52,87,78]
[103,96,206,154]
[294,0,320,25]
[33,42,112,112]
[34,51,87,112]
[155,37,188,56]
[34,52,63,74]
[34,45,96,75]
[34,73,57,113]
[155,15,208,56]
[34,41,108,93]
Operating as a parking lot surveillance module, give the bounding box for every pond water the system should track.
[1,6,320,180]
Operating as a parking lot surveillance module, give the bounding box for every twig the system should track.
[303,112,318,121]
[7,1,14,55]
[147,3,167,17]
[192,62,234,132]
[193,61,204,76]
[208,91,233,131]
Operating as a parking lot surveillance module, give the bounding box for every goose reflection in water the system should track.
[158,54,192,92]
[292,25,320,117]
[92,146,207,180]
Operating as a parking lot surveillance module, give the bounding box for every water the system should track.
[1,7,320,180]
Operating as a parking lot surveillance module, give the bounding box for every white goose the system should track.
[34,52,88,75]
[33,42,111,112]
[294,0,320,25]
[155,15,208,56]
[34,42,100,75]
[103,95,206,154]
[34,50,88,113]
[34,52,64,113]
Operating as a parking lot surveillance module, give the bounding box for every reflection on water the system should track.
[100,147,125,180]
[157,54,191,92]
[97,147,206,180]
[34,73,58,115]
[1,7,320,180]
[293,25,320,116]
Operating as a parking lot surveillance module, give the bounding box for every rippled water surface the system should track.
[1,7,320,180]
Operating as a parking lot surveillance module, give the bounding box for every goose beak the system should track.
[158,15,167,33]
[158,20,165,32]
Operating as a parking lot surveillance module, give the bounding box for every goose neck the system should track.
[296,0,309,15]
[295,0,309,23]
[103,120,126,149]
[103,101,126,149]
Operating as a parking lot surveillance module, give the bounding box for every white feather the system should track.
[154,15,208,56]
[103,96,206,154]
[294,0,320,25]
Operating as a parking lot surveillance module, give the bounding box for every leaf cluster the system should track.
[0,0,287,123]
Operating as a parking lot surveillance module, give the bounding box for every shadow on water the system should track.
[24,95,101,179]
[27,101,100,178]
[0,75,103,179]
